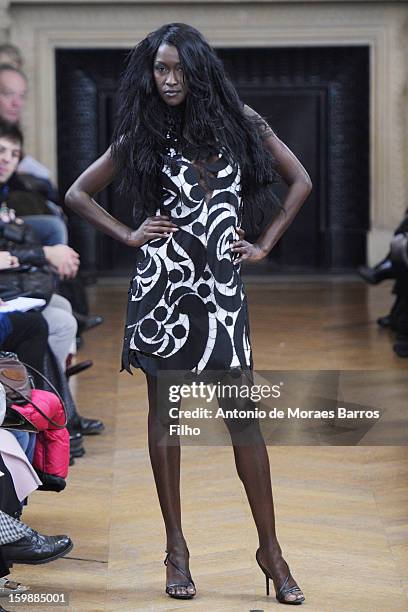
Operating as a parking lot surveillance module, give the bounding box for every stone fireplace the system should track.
[56,45,369,273]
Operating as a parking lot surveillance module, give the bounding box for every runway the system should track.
[7,278,408,611]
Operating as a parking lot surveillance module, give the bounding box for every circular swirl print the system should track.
[122,146,252,374]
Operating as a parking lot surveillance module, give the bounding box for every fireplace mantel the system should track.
[1,0,407,260]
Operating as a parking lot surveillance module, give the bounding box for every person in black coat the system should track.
[358,209,408,357]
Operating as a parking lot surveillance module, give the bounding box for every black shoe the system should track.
[69,455,75,466]
[358,259,394,284]
[74,313,104,334]
[35,470,66,493]
[69,431,83,447]
[394,334,408,357]
[70,445,86,459]
[73,416,105,436]
[70,444,84,456]
[69,431,86,458]
[66,360,93,378]
[377,315,391,328]
[2,530,73,565]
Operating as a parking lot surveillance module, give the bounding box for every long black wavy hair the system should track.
[111,23,281,239]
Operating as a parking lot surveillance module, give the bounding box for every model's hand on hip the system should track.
[127,215,179,248]
[231,240,267,264]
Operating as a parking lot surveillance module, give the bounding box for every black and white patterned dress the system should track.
[121,141,253,376]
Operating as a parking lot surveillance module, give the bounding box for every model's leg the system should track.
[224,405,304,603]
[146,373,195,598]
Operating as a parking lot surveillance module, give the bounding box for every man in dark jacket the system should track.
[358,209,408,357]
[0,120,80,367]
[389,232,408,357]
[0,119,103,338]
[0,121,79,278]
[0,121,103,435]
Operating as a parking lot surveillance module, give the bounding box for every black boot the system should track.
[35,470,67,492]
[72,415,105,436]
[377,295,404,330]
[358,257,395,284]
[66,360,93,378]
[393,334,408,357]
[377,315,391,328]
[69,431,86,459]
[73,312,104,334]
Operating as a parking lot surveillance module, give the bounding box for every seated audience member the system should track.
[389,232,408,357]
[0,119,103,339]
[0,195,104,459]
[0,65,24,126]
[0,63,59,203]
[0,44,22,70]
[0,261,103,457]
[0,307,87,464]
[0,506,72,564]
[0,246,78,371]
[5,385,70,492]
[358,208,408,287]
[0,307,43,470]
[0,441,71,582]
[0,402,72,565]
[0,506,72,573]
[0,430,41,516]
[0,308,48,375]
[0,112,66,245]
[359,208,408,357]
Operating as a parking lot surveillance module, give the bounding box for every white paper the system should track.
[0,297,46,312]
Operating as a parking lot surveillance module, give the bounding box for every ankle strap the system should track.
[164,552,195,587]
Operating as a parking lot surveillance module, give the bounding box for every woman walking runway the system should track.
[66,22,312,604]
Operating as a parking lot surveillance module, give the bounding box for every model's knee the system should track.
[225,417,263,445]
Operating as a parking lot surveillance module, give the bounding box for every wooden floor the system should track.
[7,278,408,611]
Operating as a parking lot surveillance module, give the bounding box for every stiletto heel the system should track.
[256,548,305,605]
[164,551,196,600]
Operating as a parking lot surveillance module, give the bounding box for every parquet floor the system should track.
[6,278,408,611]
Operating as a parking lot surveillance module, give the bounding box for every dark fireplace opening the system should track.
[56,46,369,275]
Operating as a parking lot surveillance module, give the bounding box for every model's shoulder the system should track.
[242,104,276,140]
[242,104,257,118]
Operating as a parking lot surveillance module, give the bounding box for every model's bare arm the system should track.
[65,147,134,245]
[65,146,178,247]
[231,106,312,263]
